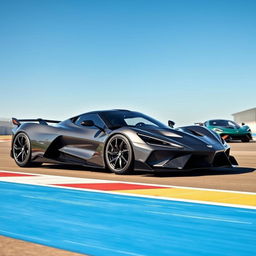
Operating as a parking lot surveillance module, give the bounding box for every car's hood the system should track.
[132,126,224,150]
[239,125,250,132]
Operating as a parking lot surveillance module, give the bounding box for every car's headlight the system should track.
[137,134,183,149]
[212,128,223,133]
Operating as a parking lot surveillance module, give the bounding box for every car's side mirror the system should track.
[81,120,105,133]
[81,120,94,127]
[241,122,245,126]
[168,120,175,128]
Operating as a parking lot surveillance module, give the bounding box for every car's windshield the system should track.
[100,111,169,130]
[209,120,240,128]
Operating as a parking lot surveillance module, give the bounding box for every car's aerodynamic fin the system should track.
[187,129,204,137]
[12,118,61,126]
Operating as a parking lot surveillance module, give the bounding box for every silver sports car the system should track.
[11,109,237,174]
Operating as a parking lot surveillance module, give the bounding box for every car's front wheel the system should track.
[12,132,41,167]
[241,136,250,143]
[105,134,133,174]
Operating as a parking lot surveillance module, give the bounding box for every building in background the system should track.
[0,119,13,135]
[232,107,256,133]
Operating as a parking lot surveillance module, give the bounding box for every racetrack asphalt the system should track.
[0,139,255,255]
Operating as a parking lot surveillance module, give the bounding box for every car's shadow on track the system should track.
[143,167,256,178]
[40,164,255,177]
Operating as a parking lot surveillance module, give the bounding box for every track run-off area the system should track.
[0,170,256,256]
[0,138,256,255]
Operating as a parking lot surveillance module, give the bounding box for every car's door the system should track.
[61,113,108,167]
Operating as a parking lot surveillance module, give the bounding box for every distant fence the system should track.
[0,120,13,135]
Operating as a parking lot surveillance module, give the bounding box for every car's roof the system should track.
[68,109,133,121]
[79,109,132,115]
[207,119,233,122]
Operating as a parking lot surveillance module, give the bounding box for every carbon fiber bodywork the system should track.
[11,110,237,172]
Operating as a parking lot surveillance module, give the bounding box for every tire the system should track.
[105,134,133,174]
[241,137,250,143]
[12,132,42,167]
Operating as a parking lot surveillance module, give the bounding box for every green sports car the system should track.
[204,119,252,142]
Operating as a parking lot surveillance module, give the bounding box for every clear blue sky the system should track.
[0,0,255,126]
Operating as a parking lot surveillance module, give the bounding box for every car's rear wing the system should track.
[12,118,61,127]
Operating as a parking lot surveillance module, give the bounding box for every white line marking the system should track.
[0,176,117,185]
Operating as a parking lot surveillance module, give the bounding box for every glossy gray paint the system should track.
[11,110,237,172]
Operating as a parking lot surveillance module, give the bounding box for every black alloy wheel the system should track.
[12,132,41,167]
[241,136,250,143]
[105,134,133,174]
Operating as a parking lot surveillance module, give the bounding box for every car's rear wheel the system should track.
[13,132,41,167]
[105,134,133,174]
[241,136,250,142]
